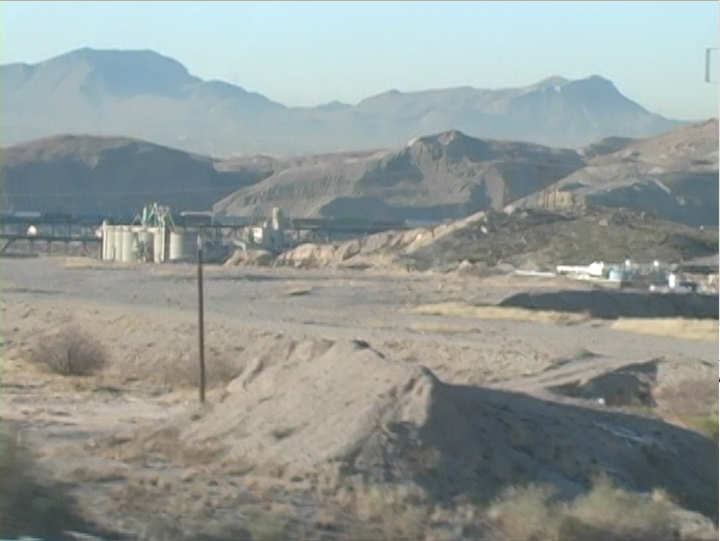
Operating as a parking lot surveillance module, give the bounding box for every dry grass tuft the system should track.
[684,415,719,442]
[60,257,137,271]
[564,476,676,540]
[97,426,227,467]
[158,351,243,389]
[347,482,429,540]
[488,476,678,541]
[488,484,560,541]
[26,324,109,376]
[611,318,718,342]
[409,322,477,335]
[408,302,589,325]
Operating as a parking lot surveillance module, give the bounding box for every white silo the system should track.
[111,226,123,261]
[120,227,136,263]
[116,226,125,262]
[271,207,284,230]
[153,229,166,263]
[169,231,185,262]
[101,222,112,260]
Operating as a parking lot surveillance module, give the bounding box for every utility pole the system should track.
[197,233,206,403]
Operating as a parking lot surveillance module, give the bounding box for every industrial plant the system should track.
[0,203,419,264]
[100,204,202,263]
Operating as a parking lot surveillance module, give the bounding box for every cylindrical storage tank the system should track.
[169,231,185,262]
[111,226,123,261]
[116,226,125,262]
[607,269,623,282]
[120,227,135,263]
[153,230,165,263]
[102,223,112,260]
[271,207,284,231]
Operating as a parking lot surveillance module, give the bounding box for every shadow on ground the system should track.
[499,289,719,319]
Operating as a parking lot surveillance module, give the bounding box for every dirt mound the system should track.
[147,339,719,520]
[499,289,719,319]
[490,356,660,408]
[408,207,719,270]
[274,226,443,269]
[271,207,718,272]
[224,249,275,267]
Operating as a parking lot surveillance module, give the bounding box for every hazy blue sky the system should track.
[3,1,718,119]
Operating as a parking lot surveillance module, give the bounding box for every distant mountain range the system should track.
[2,48,686,156]
[2,120,717,226]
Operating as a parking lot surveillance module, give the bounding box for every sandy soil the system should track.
[1,257,717,540]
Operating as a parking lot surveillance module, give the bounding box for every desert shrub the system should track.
[345,482,429,540]
[687,415,719,442]
[27,324,108,376]
[564,475,676,541]
[158,350,243,389]
[0,422,87,538]
[488,476,678,541]
[488,484,560,541]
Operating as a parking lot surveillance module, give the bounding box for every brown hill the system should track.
[3,121,715,226]
[214,130,587,221]
[510,119,719,226]
[0,135,273,214]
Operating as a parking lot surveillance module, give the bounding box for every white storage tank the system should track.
[271,207,284,231]
[111,226,123,261]
[137,230,150,245]
[102,223,113,260]
[169,231,185,262]
[116,226,125,262]
[153,230,165,263]
[120,227,136,263]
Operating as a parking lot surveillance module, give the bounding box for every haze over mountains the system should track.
[2,119,717,226]
[2,48,685,156]
[1,47,716,227]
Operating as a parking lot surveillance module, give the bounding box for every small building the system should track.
[672,254,719,293]
[673,254,719,275]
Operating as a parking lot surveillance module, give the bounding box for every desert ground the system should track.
[1,256,718,541]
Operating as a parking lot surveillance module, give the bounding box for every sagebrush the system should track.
[27,324,108,376]
[488,476,678,541]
